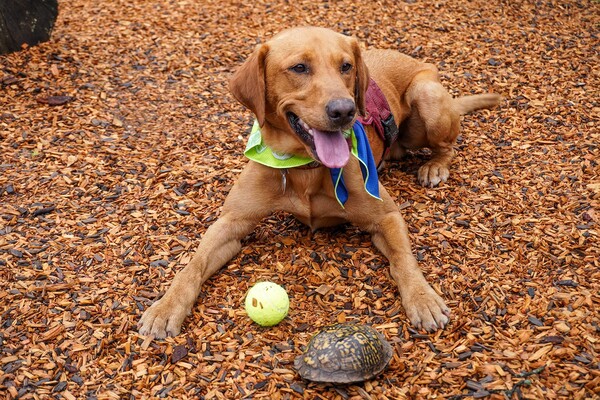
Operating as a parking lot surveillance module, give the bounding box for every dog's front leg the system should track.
[137,214,258,338]
[371,211,450,331]
[351,189,450,331]
[138,164,274,338]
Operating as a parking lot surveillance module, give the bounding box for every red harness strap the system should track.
[357,78,398,157]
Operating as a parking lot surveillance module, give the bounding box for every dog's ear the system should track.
[229,44,269,126]
[351,39,369,117]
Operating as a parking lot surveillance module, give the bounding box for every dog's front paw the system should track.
[418,162,449,187]
[138,297,190,339]
[403,284,450,332]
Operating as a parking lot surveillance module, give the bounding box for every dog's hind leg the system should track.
[403,71,461,187]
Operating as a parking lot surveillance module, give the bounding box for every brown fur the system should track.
[139,27,500,338]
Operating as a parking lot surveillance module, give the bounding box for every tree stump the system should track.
[0,0,59,54]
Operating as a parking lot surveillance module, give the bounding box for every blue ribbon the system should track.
[330,121,381,207]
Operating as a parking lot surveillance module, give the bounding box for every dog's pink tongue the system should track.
[312,129,350,169]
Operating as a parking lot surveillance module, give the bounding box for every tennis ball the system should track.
[244,281,289,327]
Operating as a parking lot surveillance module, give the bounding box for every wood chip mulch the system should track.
[1,1,598,399]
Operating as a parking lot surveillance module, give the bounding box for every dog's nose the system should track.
[326,98,356,126]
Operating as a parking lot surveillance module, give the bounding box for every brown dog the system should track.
[138,27,500,338]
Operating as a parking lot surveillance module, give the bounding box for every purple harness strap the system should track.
[357,78,399,156]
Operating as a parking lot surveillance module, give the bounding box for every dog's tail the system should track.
[454,93,502,115]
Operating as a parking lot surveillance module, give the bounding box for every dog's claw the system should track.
[403,285,450,332]
[418,162,449,187]
[138,298,187,339]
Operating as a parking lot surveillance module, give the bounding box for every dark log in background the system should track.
[0,0,58,54]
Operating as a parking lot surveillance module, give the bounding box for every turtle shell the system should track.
[294,323,393,384]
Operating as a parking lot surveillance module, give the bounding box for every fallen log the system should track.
[0,0,58,54]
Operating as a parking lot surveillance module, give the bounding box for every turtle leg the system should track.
[349,186,450,331]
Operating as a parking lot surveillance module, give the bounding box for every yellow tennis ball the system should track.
[244,281,289,327]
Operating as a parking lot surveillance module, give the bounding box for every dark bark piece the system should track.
[36,95,74,106]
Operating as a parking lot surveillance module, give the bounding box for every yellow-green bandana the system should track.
[244,121,315,169]
[244,120,382,208]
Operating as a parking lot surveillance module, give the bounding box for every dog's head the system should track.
[230,27,369,168]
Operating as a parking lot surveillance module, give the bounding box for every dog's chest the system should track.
[282,169,347,230]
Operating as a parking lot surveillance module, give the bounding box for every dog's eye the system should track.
[290,64,308,74]
[341,62,353,73]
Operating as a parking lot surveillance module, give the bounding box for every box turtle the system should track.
[294,323,393,383]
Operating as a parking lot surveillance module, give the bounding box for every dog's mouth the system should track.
[286,112,351,169]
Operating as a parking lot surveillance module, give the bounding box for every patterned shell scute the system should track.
[294,323,393,383]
